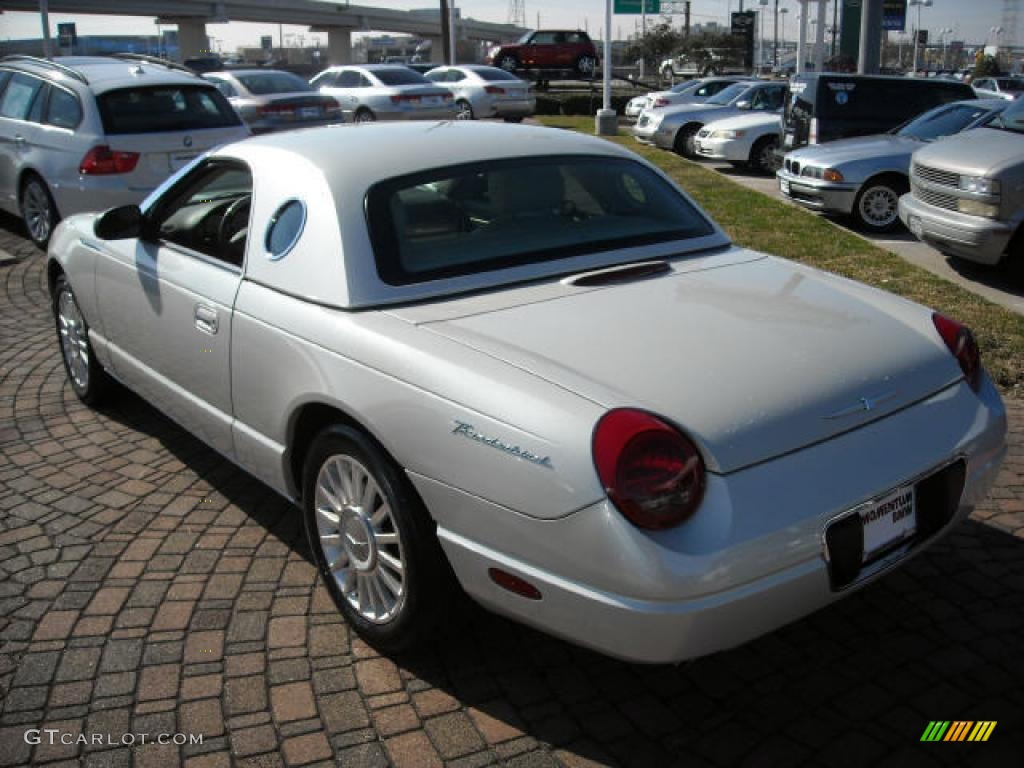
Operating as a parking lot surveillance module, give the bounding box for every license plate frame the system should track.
[860,485,917,562]
[298,106,321,119]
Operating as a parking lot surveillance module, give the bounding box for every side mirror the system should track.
[94,204,144,240]
[735,100,751,110]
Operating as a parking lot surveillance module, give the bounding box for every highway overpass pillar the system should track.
[424,36,445,63]
[326,28,352,66]
[175,18,209,62]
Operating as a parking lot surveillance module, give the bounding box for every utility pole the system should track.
[684,1,691,36]
[831,0,839,58]
[773,0,779,68]
[858,0,883,73]
[39,0,51,58]
[440,0,451,65]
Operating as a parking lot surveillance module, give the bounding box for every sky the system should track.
[0,0,1015,51]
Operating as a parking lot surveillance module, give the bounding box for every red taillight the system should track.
[259,102,296,116]
[324,97,343,116]
[485,85,506,95]
[79,145,140,175]
[390,94,422,104]
[592,409,705,530]
[933,313,982,391]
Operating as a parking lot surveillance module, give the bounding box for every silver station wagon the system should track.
[47,123,1006,663]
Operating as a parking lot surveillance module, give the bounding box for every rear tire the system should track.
[302,424,450,653]
[52,274,110,406]
[20,174,59,249]
[455,99,474,120]
[354,108,376,123]
[576,54,597,77]
[853,176,907,234]
[503,116,524,123]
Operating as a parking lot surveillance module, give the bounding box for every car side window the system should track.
[45,87,82,129]
[27,83,49,123]
[425,70,445,82]
[450,69,468,82]
[310,71,336,88]
[0,71,11,97]
[359,74,374,87]
[151,161,254,268]
[0,74,44,120]
[337,70,362,88]
[531,32,557,44]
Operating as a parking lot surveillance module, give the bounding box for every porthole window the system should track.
[265,199,306,260]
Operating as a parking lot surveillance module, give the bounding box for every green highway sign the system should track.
[614,0,660,14]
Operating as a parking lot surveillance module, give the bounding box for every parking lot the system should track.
[2,207,1023,766]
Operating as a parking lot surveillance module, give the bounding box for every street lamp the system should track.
[759,0,770,71]
[909,0,932,75]
[780,6,789,66]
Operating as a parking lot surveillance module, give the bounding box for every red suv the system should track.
[487,30,598,77]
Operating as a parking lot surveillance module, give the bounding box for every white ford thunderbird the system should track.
[47,122,1006,663]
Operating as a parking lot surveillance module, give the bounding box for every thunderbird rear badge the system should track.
[452,421,553,469]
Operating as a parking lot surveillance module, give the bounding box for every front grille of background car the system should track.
[913,164,959,189]
[911,182,959,212]
[785,159,801,175]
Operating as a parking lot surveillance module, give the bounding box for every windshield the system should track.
[374,68,431,86]
[367,155,714,286]
[897,103,998,141]
[517,31,533,43]
[995,97,1024,133]
[670,80,702,94]
[97,86,241,134]
[706,83,748,105]
[236,72,312,94]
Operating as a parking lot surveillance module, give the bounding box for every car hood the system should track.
[911,126,1024,176]
[392,250,962,474]
[786,134,920,167]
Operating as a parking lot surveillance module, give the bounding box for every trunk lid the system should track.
[107,126,249,189]
[391,252,961,474]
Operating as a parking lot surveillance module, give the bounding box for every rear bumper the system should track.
[415,377,1006,663]
[375,107,459,121]
[490,99,535,118]
[50,178,156,219]
[898,194,1015,265]
[777,170,858,215]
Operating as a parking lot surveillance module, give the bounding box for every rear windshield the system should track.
[236,72,312,94]
[367,155,714,285]
[476,68,521,82]
[97,85,241,134]
[373,69,430,86]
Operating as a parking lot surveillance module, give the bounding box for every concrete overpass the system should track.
[0,0,527,64]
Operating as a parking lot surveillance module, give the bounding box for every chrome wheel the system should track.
[497,55,517,72]
[455,100,474,120]
[755,140,778,174]
[858,185,900,230]
[577,55,597,76]
[57,287,89,392]
[314,455,405,624]
[22,178,54,244]
[355,110,376,123]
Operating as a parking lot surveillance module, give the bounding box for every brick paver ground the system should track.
[1,212,1022,767]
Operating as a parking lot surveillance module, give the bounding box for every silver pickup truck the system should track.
[899,97,1024,268]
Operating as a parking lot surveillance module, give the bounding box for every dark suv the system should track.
[487,30,597,78]
[783,74,974,150]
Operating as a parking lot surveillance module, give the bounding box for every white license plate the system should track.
[422,97,440,106]
[169,152,198,171]
[860,485,916,561]
[908,215,923,237]
[299,106,321,119]
[510,89,524,98]
[780,179,791,195]
[784,132,794,148]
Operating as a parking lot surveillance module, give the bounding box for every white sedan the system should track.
[47,122,1006,663]
[694,111,782,174]
[424,64,534,121]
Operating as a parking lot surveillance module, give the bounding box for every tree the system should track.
[973,53,1001,78]
[624,21,683,67]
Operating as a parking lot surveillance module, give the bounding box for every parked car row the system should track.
[0,54,534,249]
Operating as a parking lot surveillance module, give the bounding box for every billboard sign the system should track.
[57,22,77,48]
[882,0,907,31]
[613,0,660,14]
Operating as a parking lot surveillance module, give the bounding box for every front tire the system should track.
[576,54,597,77]
[53,274,110,406]
[749,135,780,175]
[853,177,906,233]
[496,54,518,72]
[21,174,59,249]
[302,425,449,653]
[674,124,701,158]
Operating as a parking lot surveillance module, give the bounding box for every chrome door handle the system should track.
[194,304,219,334]
[13,135,25,146]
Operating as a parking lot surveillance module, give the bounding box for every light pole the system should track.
[759,0,769,72]
[909,0,932,75]
[780,6,789,68]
